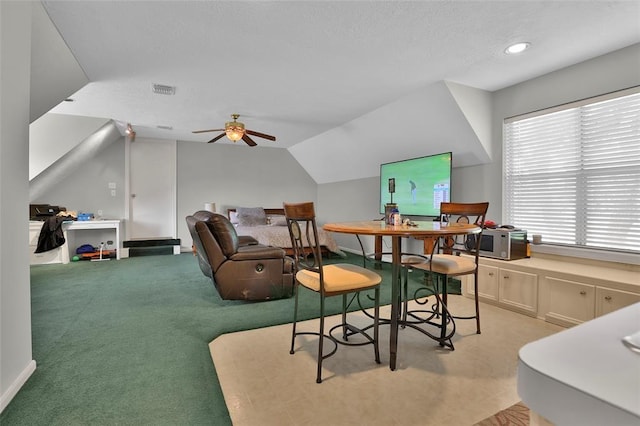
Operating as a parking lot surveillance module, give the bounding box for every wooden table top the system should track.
[323,220,480,237]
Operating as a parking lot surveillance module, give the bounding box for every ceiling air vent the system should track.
[152,84,175,95]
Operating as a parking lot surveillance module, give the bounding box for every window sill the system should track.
[530,244,640,267]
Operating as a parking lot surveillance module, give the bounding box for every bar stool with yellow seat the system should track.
[407,202,489,337]
[283,202,382,383]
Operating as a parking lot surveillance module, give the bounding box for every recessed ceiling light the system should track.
[505,42,531,55]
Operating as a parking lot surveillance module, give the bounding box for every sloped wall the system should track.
[30,1,88,123]
[289,80,492,184]
[29,114,110,180]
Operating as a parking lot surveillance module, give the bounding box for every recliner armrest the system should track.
[231,245,286,261]
[238,235,259,246]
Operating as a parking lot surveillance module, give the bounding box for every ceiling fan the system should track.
[192,114,276,146]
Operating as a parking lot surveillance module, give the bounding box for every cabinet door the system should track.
[596,287,640,317]
[545,277,595,327]
[473,265,499,302]
[29,222,66,265]
[499,268,538,316]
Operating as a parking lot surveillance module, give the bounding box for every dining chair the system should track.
[283,202,382,383]
[408,202,489,336]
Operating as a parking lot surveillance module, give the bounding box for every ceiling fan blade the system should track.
[246,129,276,141]
[193,128,225,134]
[242,134,258,147]
[207,133,226,143]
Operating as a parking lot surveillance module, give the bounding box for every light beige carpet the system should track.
[210,295,562,426]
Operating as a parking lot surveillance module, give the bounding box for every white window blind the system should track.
[504,88,640,253]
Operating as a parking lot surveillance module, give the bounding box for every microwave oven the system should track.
[460,228,528,261]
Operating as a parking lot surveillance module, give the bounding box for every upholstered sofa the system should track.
[186,210,294,300]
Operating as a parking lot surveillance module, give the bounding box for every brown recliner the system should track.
[186,211,294,300]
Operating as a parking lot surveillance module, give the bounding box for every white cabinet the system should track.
[499,268,538,316]
[596,287,640,317]
[464,255,639,326]
[543,277,640,327]
[464,263,537,317]
[544,277,596,327]
[29,221,67,265]
[467,264,499,302]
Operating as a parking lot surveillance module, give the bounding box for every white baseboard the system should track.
[0,359,36,413]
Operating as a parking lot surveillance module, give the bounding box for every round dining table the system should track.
[323,220,481,370]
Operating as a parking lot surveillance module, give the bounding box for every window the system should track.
[504,87,640,254]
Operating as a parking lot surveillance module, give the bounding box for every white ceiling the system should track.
[38,1,640,181]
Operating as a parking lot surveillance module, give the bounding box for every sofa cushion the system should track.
[207,214,239,256]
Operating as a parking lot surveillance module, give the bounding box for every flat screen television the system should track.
[379,152,452,217]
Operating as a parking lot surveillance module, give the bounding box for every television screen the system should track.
[379,152,452,217]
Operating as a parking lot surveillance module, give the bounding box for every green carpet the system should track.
[1,252,459,425]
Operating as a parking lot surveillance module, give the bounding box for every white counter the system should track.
[518,302,640,425]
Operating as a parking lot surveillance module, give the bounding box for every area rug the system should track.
[474,401,530,426]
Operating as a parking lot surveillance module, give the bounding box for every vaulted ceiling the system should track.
[32,1,640,183]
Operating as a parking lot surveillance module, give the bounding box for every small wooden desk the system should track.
[323,220,480,370]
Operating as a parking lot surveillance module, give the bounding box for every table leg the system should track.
[440,274,448,342]
[374,235,383,269]
[389,236,402,371]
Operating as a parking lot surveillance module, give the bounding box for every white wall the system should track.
[28,126,323,252]
[0,1,36,412]
[488,42,640,220]
[290,80,492,185]
[176,142,318,249]
[318,43,640,255]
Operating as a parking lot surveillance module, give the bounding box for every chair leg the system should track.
[474,274,481,334]
[402,266,408,325]
[374,287,380,364]
[290,284,300,355]
[317,294,326,384]
[341,294,348,340]
[440,274,448,343]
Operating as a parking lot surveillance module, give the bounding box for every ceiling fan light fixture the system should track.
[225,114,245,141]
[192,113,274,146]
[225,123,245,141]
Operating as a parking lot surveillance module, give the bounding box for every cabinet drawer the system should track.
[545,277,595,327]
